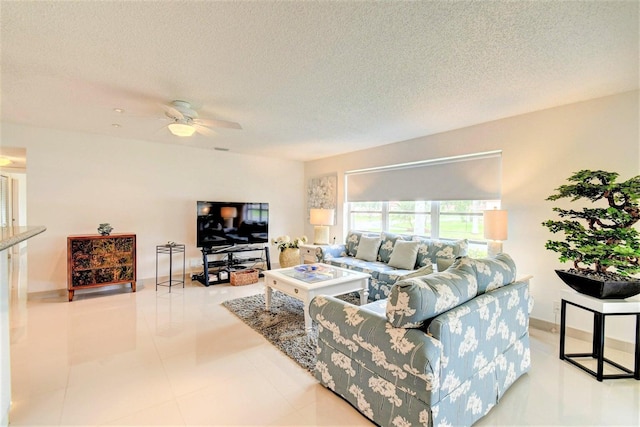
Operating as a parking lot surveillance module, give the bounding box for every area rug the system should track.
[222,291,360,373]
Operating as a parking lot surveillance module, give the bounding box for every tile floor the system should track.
[8,268,640,426]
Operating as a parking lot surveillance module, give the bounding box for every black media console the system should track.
[192,245,271,286]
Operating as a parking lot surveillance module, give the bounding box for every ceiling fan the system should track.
[162,100,242,137]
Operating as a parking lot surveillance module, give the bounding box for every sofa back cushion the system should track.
[386,259,478,328]
[458,253,517,294]
[413,237,433,268]
[414,238,469,269]
[428,238,469,264]
[377,232,413,263]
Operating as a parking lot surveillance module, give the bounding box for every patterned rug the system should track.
[222,291,360,373]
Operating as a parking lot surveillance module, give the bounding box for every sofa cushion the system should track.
[413,237,433,268]
[402,264,434,278]
[386,259,478,328]
[359,298,387,316]
[326,257,395,279]
[355,236,382,262]
[388,240,420,270]
[428,238,469,262]
[345,231,377,257]
[377,269,416,287]
[458,253,517,294]
[378,232,412,263]
[376,264,435,293]
[436,257,456,272]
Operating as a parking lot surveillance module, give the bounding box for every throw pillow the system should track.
[436,257,455,272]
[402,264,434,279]
[387,240,420,270]
[355,236,382,262]
[378,232,412,263]
[386,259,478,328]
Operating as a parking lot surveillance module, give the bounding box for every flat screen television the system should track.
[197,201,269,248]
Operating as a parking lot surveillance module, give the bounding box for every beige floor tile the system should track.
[102,399,186,426]
[7,267,640,427]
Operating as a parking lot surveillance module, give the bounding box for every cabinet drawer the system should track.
[267,277,304,297]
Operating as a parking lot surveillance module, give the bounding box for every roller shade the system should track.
[345,151,502,202]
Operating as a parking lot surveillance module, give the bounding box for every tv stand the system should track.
[192,245,271,286]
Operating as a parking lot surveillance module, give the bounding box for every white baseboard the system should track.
[530,317,634,354]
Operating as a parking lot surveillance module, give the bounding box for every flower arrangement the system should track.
[272,235,307,252]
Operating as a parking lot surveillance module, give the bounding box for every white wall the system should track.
[2,122,306,293]
[0,249,9,426]
[304,90,640,342]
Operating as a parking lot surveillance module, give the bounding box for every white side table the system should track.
[559,290,640,381]
[299,244,323,264]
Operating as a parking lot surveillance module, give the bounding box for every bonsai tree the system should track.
[542,169,640,278]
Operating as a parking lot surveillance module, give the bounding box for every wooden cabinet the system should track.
[67,234,136,301]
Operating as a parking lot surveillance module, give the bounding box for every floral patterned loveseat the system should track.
[317,231,468,301]
[309,254,532,427]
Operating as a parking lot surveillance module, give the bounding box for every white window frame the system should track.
[346,200,498,256]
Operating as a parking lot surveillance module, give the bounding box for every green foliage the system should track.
[542,170,640,276]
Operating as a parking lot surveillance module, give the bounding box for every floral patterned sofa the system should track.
[316,231,468,301]
[309,254,532,427]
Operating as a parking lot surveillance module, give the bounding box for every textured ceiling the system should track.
[1,1,638,162]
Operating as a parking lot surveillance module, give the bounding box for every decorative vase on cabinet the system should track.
[279,248,300,268]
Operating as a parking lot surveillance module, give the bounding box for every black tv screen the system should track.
[197,201,269,248]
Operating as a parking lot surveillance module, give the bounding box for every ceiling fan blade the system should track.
[153,123,171,135]
[194,118,242,130]
[161,103,184,120]
[193,124,217,137]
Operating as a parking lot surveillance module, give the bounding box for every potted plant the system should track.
[272,235,308,268]
[542,169,640,299]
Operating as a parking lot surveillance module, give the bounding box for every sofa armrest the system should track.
[426,280,532,391]
[317,244,347,262]
[310,295,442,392]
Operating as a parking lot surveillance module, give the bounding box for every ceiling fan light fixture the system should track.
[168,122,196,137]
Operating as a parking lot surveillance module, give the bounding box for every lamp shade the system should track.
[220,207,238,219]
[310,208,335,226]
[168,122,196,137]
[484,209,508,241]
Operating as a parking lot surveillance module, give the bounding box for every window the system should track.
[244,203,269,222]
[347,200,500,257]
[349,202,383,232]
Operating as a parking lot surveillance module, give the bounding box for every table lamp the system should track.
[220,206,238,228]
[310,208,335,245]
[484,209,508,256]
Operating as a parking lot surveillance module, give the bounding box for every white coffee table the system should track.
[263,264,370,335]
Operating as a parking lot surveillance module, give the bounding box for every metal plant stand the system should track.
[156,243,185,292]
